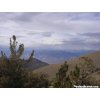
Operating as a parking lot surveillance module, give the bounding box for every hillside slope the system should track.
[24,58,49,70]
[34,51,100,81]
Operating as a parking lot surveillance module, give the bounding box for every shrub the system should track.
[53,62,81,88]
[0,35,49,88]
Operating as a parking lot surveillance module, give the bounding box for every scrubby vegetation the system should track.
[0,35,99,88]
[52,57,98,88]
[0,35,49,88]
[53,62,80,88]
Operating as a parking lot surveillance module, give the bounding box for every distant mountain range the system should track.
[0,46,94,64]
[34,50,100,86]
[34,49,94,64]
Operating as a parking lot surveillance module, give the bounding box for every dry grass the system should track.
[34,51,100,80]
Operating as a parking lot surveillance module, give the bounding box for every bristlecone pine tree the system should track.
[0,35,34,87]
[54,61,73,88]
[53,62,80,88]
[69,65,80,86]
[0,35,50,88]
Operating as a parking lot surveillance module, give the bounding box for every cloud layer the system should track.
[0,12,100,51]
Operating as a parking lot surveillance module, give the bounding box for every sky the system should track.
[0,12,100,51]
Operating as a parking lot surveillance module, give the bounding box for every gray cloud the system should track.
[80,32,100,38]
[0,12,100,51]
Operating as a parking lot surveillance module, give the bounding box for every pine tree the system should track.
[53,61,73,88]
[0,35,34,87]
[0,35,49,88]
[69,65,80,86]
[53,62,81,88]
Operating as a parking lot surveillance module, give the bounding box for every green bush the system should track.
[0,35,49,88]
[53,62,81,88]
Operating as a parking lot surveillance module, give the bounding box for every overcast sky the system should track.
[0,12,100,51]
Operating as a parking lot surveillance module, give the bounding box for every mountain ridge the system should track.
[34,50,100,83]
[25,58,49,70]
